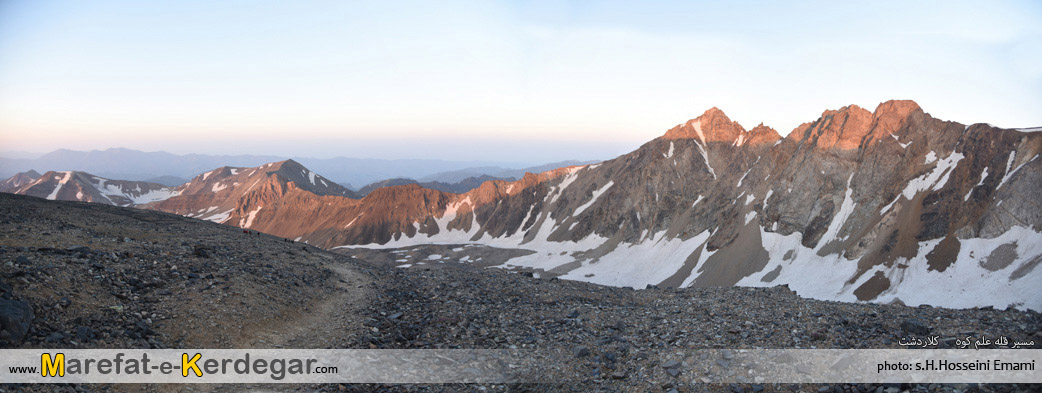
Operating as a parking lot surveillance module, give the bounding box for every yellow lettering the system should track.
[182,353,202,377]
[41,353,65,377]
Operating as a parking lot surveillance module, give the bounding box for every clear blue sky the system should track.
[1,0,1040,162]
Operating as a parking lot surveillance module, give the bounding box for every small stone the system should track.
[574,346,590,358]
[75,326,95,342]
[0,298,33,345]
[192,245,214,258]
[661,359,681,369]
[900,319,930,335]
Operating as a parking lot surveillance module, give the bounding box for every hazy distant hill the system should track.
[356,174,514,196]
[0,148,549,187]
[418,160,599,183]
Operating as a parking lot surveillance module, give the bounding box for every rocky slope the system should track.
[0,193,370,352]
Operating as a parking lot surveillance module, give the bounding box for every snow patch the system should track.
[694,138,716,178]
[573,181,614,216]
[817,174,857,249]
[997,154,1037,190]
[691,195,704,208]
[901,152,964,199]
[558,230,710,288]
[206,209,234,223]
[46,172,72,200]
[692,120,706,145]
[890,133,911,148]
[736,169,751,187]
[965,167,990,201]
[242,207,263,228]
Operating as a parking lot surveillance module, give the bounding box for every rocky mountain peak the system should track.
[816,104,873,150]
[663,107,747,144]
[873,99,921,117]
[870,99,923,136]
[266,159,304,173]
[0,170,42,193]
[783,104,873,150]
[746,123,782,146]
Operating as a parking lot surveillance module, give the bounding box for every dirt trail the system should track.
[248,258,371,348]
[161,259,372,393]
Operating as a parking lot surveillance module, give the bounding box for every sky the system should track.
[1,0,1040,163]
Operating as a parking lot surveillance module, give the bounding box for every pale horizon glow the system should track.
[1,0,1040,162]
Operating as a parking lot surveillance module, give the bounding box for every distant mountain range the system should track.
[0,148,588,188]
[3,100,1040,310]
[416,161,598,183]
[356,175,511,196]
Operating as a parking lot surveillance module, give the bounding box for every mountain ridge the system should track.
[3,99,1039,310]
[0,148,557,187]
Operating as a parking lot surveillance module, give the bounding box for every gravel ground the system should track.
[327,258,1041,393]
[1,193,1039,393]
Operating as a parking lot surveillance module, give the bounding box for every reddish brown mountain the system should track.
[142,159,355,223]
[221,99,1037,310]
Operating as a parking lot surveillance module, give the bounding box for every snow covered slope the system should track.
[7,171,178,206]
